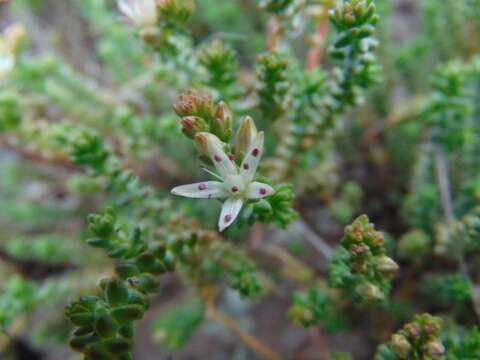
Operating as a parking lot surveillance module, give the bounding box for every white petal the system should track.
[171,181,227,199]
[246,182,275,199]
[205,133,237,179]
[240,131,264,182]
[218,197,243,232]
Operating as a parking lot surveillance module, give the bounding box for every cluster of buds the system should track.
[328,0,380,106]
[157,0,196,26]
[199,41,238,93]
[256,52,291,122]
[66,208,176,359]
[65,128,110,171]
[330,215,399,302]
[435,208,480,258]
[0,23,26,78]
[389,314,445,359]
[329,0,377,29]
[424,60,472,150]
[173,90,232,142]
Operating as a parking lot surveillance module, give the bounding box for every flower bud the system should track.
[422,337,445,358]
[234,116,258,157]
[211,101,232,141]
[356,281,382,301]
[117,0,158,27]
[390,334,411,357]
[195,132,223,157]
[376,255,399,277]
[181,116,209,139]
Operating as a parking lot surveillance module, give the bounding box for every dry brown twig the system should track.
[202,288,285,360]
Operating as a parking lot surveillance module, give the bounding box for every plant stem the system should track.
[296,218,333,261]
[433,143,455,222]
[205,301,285,360]
[306,13,329,71]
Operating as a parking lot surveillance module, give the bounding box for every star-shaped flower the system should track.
[171,132,275,231]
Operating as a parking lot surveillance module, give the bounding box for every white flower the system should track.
[117,0,158,27]
[171,132,275,232]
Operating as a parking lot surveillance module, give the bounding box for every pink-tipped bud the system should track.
[195,132,224,158]
[181,116,209,139]
[173,90,214,120]
[234,116,258,157]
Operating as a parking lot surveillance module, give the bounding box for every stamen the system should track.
[228,154,235,161]
[252,148,259,157]
[224,214,232,222]
[231,186,239,193]
[200,167,223,181]
[259,188,267,195]
[214,155,222,162]
[243,163,250,170]
[198,184,207,190]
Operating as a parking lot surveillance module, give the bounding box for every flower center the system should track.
[224,174,246,195]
